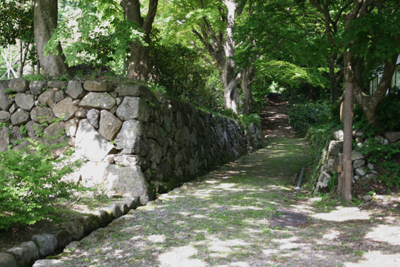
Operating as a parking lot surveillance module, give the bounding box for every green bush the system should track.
[356,138,400,187]
[287,102,330,134]
[376,89,400,131]
[0,138,84,230]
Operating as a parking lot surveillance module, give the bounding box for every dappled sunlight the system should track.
[158,246,207,267]
[344,251,400,266]
[147,234,166,243]
[229,205,263,211]
[364,225,400,246]
[322,229,341,240]
[311,207,371,222]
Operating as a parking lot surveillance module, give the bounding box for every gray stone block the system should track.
[0,252,17,267]
[66,81,86,98]
[83,81,114,92]
[7,241,39,267]
[30,81,47,95]
[79,92,116,110]
[31,234,57,257]
[15,93,34,110]
[9,79,28,93]
[32,259,64,267]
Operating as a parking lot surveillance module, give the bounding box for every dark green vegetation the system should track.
[0,128,87,230]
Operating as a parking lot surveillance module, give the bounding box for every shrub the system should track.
[0,138,84,230]
[287,101,330,134]
[376,89,400,131]
[355,138,400,187]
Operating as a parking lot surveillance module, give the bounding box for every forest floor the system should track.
[2,96,400,266]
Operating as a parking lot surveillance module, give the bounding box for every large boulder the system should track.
[65,118,78,137]
[79,92,116,110]
[351,150,365,161]
[66,81,86,99]
[0,126,9,151]
[99,110,122,141]
[83,81,114,92]
[314,171,332,194]
[0,85,13,111]
[384,132,400,143]
[114,120,145,154]
[29,81,47,95]
[333,129,344,141]
[31,234,57,257]
[75,119,114,161]
[48,81,67,89]
[87,109,100,129]
[0,252,17,267]
[38,90,56,108]
[78,163,151,204]
[328,140,343,157]
[0,111,10,122]
[115,84,152,99]
[15,93,34,111]
[7,241,39,267]
[10,109,30,126]
[31,107,55,124]
[116,97,150,122]
[53,98,79,121]
[9,79,28,93]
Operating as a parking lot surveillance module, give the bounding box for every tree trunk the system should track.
[353,54,398,125]
[34,0,68,78]
[222,0,240,112]
[327,53,343,103]
[121,0,158,82]
[242,67,254,115]
[340,81,353,202]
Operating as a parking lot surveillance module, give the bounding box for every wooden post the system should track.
[340,82,353,202]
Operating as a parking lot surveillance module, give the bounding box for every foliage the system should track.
[0,135,85,230]
[0,1,37,74]
[149,42,216,108]
[22,74,48,82]
[342,9,400,79]
[45,0,146,73]
[353,105,380,138]
[287,101,331,134]
[254,60,329,90]
[355,139,400,187]
[239,113,261,128]
[0,1,34,47]
[376,89,400,131]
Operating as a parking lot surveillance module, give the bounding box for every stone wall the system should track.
[0,79,264,204]
[313,129,400,194]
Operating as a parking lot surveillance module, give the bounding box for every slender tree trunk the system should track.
[242,67,254,115]
[340,81,353,202]
[121,0,158,82]
[327,53,341,103]
[222,0,240,112]
[34,0,68,78]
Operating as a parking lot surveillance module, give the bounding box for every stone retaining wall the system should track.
[0,78,264,266]
[0,79,263,204]
[313,129,400,194]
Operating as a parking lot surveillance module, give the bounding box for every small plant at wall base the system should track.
[0,138,85,230]
[356,138,400,187]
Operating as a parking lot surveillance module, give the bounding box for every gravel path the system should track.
[56,104,400,267]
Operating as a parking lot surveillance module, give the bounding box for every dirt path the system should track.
[53,101,400,267]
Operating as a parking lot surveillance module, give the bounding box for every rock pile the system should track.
[313,129,400,194]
